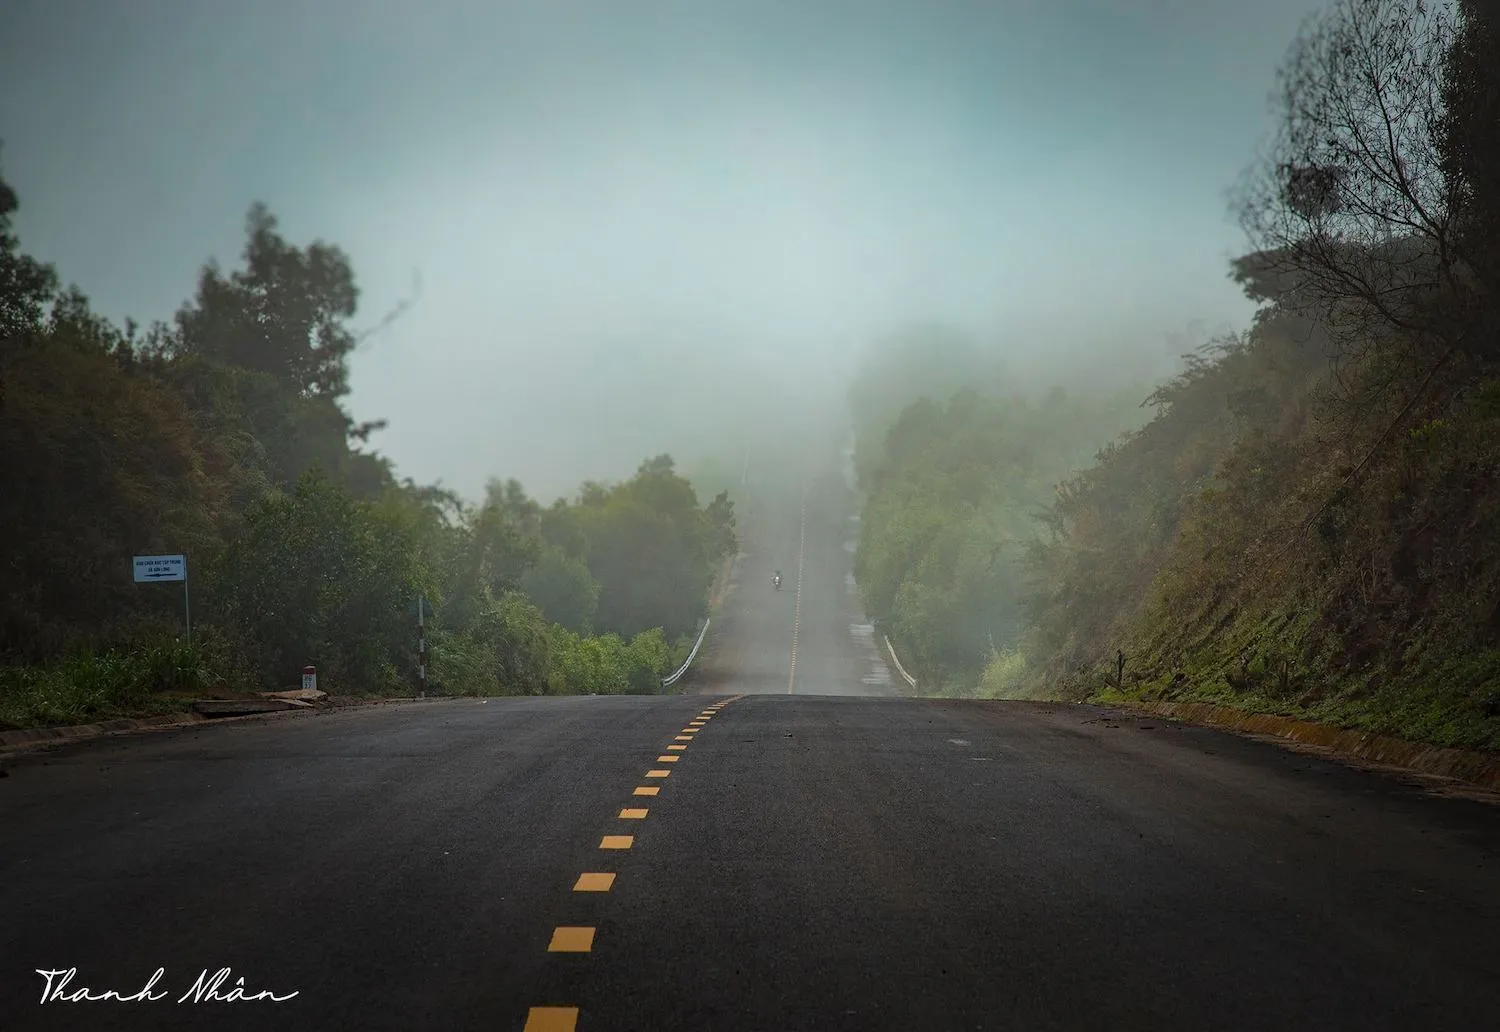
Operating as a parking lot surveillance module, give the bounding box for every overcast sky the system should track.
[0,0,1326,501]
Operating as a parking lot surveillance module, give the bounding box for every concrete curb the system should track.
[0,710,206,749]
[0,695,458,758]
[1121,699,1500,792]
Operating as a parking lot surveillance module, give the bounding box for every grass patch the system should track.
[0,637,221,730]
[1092,629,1500,752]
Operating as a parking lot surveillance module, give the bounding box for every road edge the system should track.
[0,696,460,760]
[1118,698,1500,793]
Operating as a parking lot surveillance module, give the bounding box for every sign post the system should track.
[133,554,189,644]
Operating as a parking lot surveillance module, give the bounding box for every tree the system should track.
[0,339,229,656]
[853,380,1147,689]
[1233,1,1500,543]
[1439,0,1500,357]
[1235,0,1475,359]
[847,324,1002,488]
[0,136,716,714]
[175,203,359,397]
[0,151,58,359]
[576,456,719,639]
[705,490,738,559]
[445,492,542,627]
[210,471,428,690]
[519,545,600,633]
[466,592,555,695]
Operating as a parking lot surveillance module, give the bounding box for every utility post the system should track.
[182,559,191,646]
[416,595,428,699]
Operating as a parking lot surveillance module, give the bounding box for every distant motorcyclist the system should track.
[773,570,783,590]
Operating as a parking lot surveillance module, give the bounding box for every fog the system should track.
[0,0,1326,502]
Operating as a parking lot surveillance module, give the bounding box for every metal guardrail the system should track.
[661,618,712,688]
[884,634,917,689]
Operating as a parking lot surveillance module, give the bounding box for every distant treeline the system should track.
[853,0,1500,750]
[0,180,736,727]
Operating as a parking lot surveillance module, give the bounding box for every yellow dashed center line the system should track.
[524,1006,578,1031]
[548,927,595,953]
[530,697,742,1027]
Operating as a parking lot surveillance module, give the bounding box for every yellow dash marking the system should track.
[675,735,694,741]
[646,769,670,778]
[633,786,659,796]
[524,1006,578,1032]
[574,873,615,892]
[548,926,595,952]
[656,755,679,763]
[680,728,698,734]
[600,835,634,849]
[666,744,687,751]
[619,807,648,819]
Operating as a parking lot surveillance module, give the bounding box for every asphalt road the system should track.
[2,446,1498,1031]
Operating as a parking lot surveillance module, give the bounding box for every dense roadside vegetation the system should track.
[0,180,735,728]
[850,327,1153,690]
[854,0,1500,750]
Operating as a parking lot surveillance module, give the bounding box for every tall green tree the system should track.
[519,545,600,633]
[176,203,358,396]
[0,154,57,346]
[577,455,726,639]
[210,471,428,691]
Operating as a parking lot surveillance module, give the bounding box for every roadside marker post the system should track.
[132,553,190,644]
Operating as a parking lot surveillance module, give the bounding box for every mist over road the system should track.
[690,433,899,698]
[2,437,1497,1031]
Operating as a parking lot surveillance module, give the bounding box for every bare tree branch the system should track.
[353,269,423,347]
[1235,0,1470,360]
